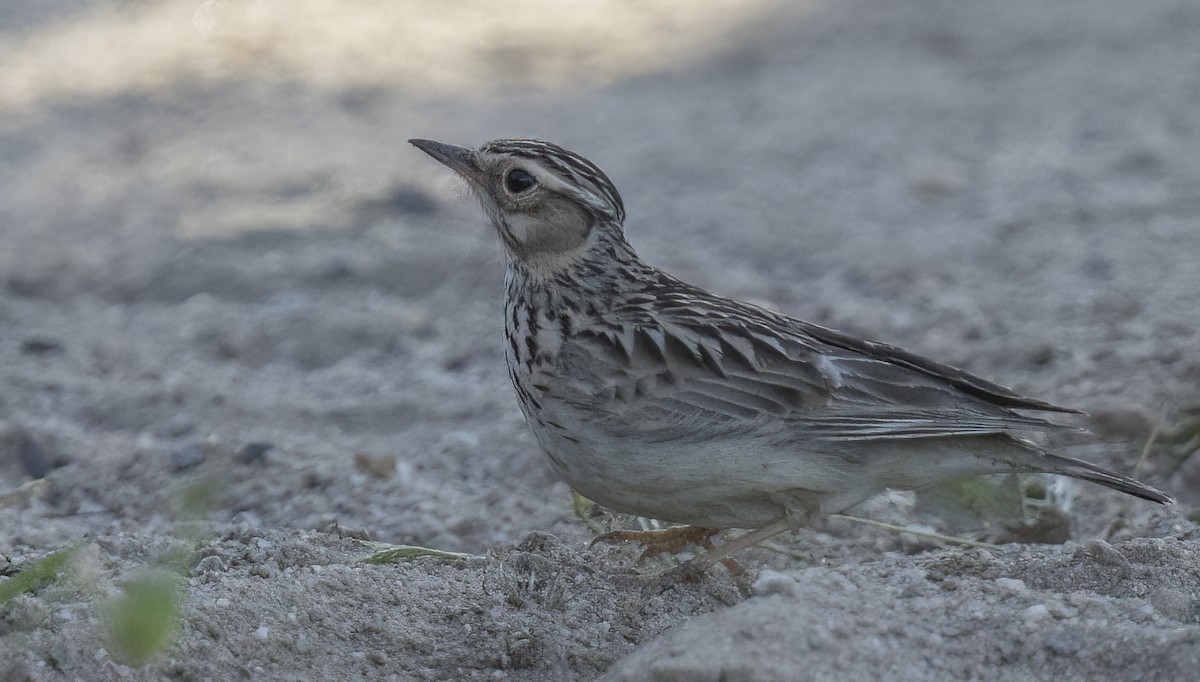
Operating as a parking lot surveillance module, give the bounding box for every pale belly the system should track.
[527,416,852,528]
[527,411,1012,529]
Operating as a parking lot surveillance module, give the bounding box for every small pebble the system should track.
[170,445,205,471]
[20,337,64,355]
[1149,588,1195,622]
[1074,540,1130,569]
[6,429,54,479]
[1023,604,1050,623]
[751,569,798,597]
[192,555,228,575]
[238,442,274,465]
[1024,343,1056,367]
[995,578,1027,593]
[353,452,396,479]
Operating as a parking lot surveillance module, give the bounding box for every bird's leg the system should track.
[592,524,722,560]
[593,525,750,575]
[661,518,795,585]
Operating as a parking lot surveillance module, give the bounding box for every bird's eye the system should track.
[505,168,536,194]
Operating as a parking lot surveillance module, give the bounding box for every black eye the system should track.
[505,168,536,194]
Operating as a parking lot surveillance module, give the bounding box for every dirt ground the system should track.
[2,0,1199,679]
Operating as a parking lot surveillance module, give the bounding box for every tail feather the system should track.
[1044,453,1174,505]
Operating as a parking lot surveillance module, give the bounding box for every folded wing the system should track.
[572,285,1075,444]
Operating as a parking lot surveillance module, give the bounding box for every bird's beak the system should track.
[408,139,477,179]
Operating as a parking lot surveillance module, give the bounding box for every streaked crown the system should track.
[411,138,630,269]
[478,139,626,224]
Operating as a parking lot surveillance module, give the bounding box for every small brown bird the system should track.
[410,137,1172,578]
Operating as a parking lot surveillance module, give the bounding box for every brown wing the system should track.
[570,279,1076,443]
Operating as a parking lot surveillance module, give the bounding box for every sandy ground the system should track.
[2,0,1199,679]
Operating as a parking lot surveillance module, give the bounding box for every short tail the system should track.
[1043,453,1174,505]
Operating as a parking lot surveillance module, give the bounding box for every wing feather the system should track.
[573,283,1077,443]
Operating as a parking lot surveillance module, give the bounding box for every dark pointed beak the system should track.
[408,139,477,178]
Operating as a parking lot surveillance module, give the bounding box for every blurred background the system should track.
[2,1,1199,678]
[2,0,1198,556]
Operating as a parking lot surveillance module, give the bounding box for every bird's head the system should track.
[409,138,628,273]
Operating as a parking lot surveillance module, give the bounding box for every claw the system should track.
[592,525,747,578]
[591,525,720,559]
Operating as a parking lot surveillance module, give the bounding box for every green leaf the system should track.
[104,570,182,666]
[0,547,77,607]
[360,544,472,564]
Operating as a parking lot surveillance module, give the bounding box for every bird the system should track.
[408,137,1173,579]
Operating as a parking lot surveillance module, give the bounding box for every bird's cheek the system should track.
[535,198,592,252]
[506,213,534,245]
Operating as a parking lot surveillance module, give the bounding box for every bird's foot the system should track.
[592,525,745,577]
[592,525,719,557]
